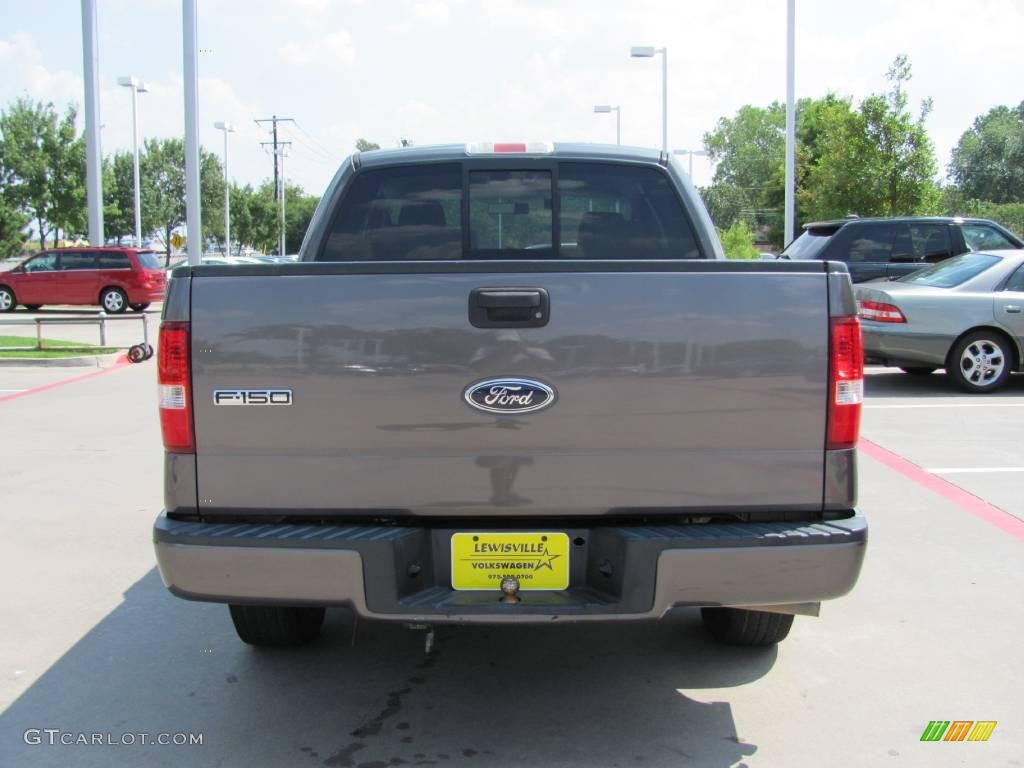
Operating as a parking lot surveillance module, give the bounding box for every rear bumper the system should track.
[153,513,867,623]
[862,323,952,367]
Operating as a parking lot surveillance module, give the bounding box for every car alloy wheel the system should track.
[0,287,14,312]
[101,288,127,314]
[950,332,1011,393]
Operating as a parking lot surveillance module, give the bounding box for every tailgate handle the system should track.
[469,287,549,329]
[477,290,542,308]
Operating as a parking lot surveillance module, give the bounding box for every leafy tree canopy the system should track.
[949,102,1024,204]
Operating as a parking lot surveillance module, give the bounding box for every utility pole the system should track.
[259,138,291,255]
[255,115,294,202]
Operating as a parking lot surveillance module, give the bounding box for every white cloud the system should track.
[412,0,450,25]
[278,28,356,68]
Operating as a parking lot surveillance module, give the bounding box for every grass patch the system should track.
[0,334,120,359]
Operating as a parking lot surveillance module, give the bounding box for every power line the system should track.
[291,120,341,161]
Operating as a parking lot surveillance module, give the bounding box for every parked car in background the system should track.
[855,249,1024,392]
[779,216,1023,282]
[0,247,166,313]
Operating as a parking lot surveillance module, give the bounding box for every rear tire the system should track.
[228,605,325,647]
[701,607,794,646]
[24,304,42,311]
[900,366,936,376]
[947,331,1013,393]
[0,286,15,312]
[100,287,128,314]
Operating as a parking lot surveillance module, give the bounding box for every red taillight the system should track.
[858,300,906,323]
[158,321,194,453]
[828,316,863,450]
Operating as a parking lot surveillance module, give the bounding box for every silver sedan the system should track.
[854,249,1024,392]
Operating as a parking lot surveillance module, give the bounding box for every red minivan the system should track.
[0,247,167,313]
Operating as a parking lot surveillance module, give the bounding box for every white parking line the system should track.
[927,467,1024,474]
[0,389,27,392]
[865,403,1024,409]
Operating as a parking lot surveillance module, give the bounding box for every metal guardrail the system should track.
[0,311,150,352]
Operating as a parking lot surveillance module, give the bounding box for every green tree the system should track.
[718,220,760,259]
[699,183,747,230]
[102,151,136,245]
[230,181,279,253]
[948,102,1024,203]
[0,196,30,257]
[140,137,223,263]
[284,184,320,253]
[355,138,381,151]
[804,56,938,219]
[0,98,85,248]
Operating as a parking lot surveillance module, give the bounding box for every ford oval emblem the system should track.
[464,377,557,415]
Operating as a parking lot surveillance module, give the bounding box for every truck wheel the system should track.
[701,607,794,646]
[900,366,936,376]
[947,331,1012,393]
[228,605,325,647]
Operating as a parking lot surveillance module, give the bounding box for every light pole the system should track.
[673,148,709,179]
[593,105,621,144]
[117,76,149,248]
[276,146,288,257]
[784,0,796,246]
[81,0,103,246]
[214,122,235,255]
[630,45,667,152]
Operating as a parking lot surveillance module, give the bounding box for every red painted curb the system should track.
[0,355,133,404]
[860,438,1024,541]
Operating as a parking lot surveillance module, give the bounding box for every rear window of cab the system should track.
[318,162,702,261]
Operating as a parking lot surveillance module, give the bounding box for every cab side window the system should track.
[24,253,57,272]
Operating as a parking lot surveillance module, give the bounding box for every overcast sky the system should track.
[2,0,1022,196]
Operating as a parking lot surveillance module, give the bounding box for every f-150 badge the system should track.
[214,389,292,405]
[463,377,555,415]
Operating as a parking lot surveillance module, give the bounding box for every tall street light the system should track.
[593,105,621,144]
[214,122,235,255]
[117,76,148,248]
[673,148,709,179]
[630,45,667,152]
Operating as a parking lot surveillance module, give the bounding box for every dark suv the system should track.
[780,216,1023,282]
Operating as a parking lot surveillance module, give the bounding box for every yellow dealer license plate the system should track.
[451,532,570,591]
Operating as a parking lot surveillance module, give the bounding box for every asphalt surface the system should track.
[0,362,1021,768]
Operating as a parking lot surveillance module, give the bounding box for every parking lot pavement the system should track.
[863,366,1024,522]
[0,305,160,350]
[0,363,1021,768]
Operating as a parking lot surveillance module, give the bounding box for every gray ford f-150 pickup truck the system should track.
[153,142,867,648]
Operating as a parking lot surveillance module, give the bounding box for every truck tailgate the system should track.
[189,264,829,517]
